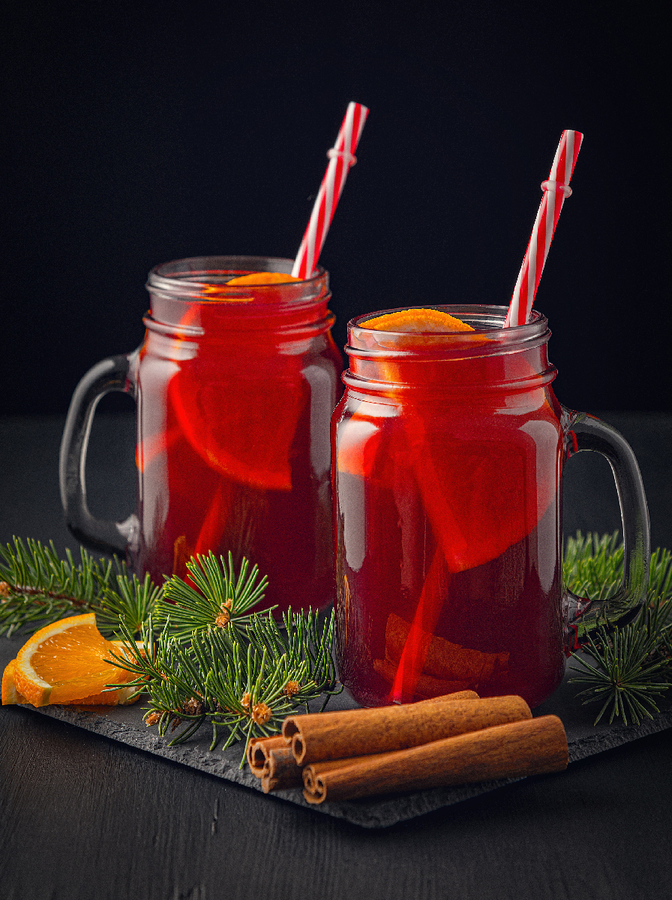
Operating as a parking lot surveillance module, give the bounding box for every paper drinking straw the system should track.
[504,130,584,327]
[291,102,369,279]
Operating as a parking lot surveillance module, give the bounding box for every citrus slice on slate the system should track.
[2,660,28,705]
[4,613,138,707]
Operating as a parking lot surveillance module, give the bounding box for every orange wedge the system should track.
[364,308,475,333]
[2,613,138,708]
[2,659,28,704]
[225,272,303,285]
[336,310,474,479]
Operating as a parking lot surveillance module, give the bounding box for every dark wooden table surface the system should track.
[1,412,671,900]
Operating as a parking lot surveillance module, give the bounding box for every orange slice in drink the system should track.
[225,272,303,286]
[403,405,558,573]
[356,308,477,387]
[335,404,397,479]
[168,361,305,492]
[364,308,474,333]
[338,310,474,479]
[166,270,309,492]
[3,613,138,707]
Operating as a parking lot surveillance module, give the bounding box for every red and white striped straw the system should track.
[291,102,369,280]
[504,130,584,327]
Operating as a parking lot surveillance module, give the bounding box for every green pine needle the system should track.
[569,605,671,725]
[97,572,163,638]
[102,552,340,762]
[155,551,269,642]
[0,537,115,637]
[111,603,341,763]
[566,532,672,725]
[562,531,631,629]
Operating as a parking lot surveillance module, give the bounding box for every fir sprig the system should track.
[203,610,341,758]
[97,572,163,638]
[112,601,341,762]
[569,603,672,725]
[1,540,341,759]
[245,607,339,704]
[562,531,631,628]
[566,532,672,725]
[0,537,115,636]
[155,552,269,642]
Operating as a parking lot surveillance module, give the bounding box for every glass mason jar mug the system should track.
[332,305,650,708]
[60,256,343,614]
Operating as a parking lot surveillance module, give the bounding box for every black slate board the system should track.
[2,634,671,829]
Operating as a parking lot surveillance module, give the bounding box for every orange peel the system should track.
[2,660,28,705]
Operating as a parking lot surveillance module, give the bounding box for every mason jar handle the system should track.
[562,409,650,643]
[59,353,139,558]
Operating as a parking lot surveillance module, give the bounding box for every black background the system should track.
[1,0,669,416]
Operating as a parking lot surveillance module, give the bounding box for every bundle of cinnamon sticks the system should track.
[247,691,568,804]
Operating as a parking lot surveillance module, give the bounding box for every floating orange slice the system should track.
[336,310,476,480]
[364,308,475,333]
[2,613,138,707]
[164,270,308,492]
[353,308,478,387]
[168,361,305,492]
[225,272,303,286]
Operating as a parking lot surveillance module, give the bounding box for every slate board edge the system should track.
[18,695,672,829]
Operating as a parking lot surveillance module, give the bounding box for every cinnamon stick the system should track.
[261,746,304,792]
[245,693,479,782]
[247,735,303,791]
[373,657,472,698]
[384,612,509,683]
[415,690,480,703]
[302,715,568,804]
[282,694,531,766]
[246,734,287,777]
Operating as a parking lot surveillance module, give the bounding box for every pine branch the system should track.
[0,537,115,636]
[5,532,672,742]
[562,531,633,630]
[112,604,341,764]
[567,534,672,725]
[96,571,164,638]
[569,603,672,725]
[155,552,269,642]
[106,552,340,761]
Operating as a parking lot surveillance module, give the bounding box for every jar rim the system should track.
[350,305,547,336]
[146,255,327,299]
[347,305,551,362]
